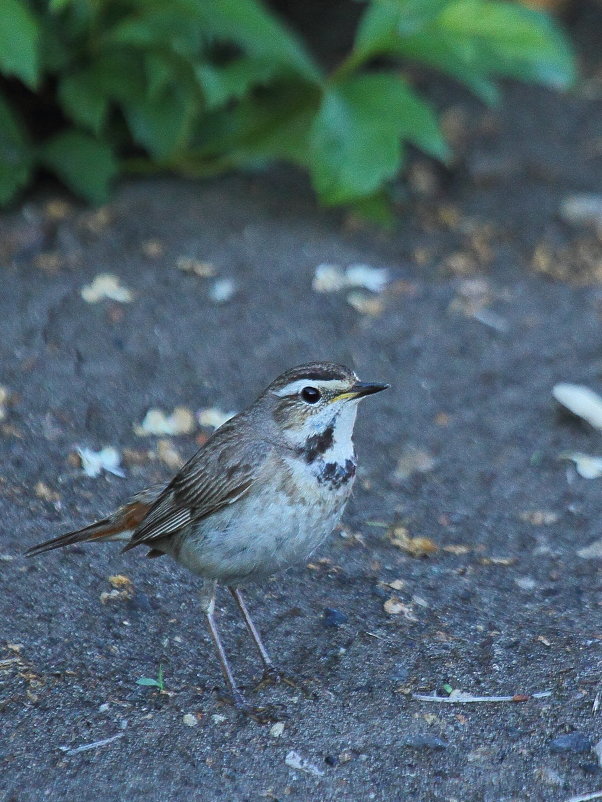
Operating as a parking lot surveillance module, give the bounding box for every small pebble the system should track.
[270,722,285,738]
[127,592,153,613]
[390,665,410,683]
[209,278,236,303]
[183,713,198,727]
[549,732,592,754]
[322,607,348,627]
[402,734,448,750]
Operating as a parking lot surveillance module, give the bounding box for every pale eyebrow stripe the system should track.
[272,379,349,398]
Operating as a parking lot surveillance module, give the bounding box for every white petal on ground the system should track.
[312,264,347,292]
[345,263,389,292]
[562,452,602,479]
[77,447,125,478]
[394,446,436,480]
[552,383,602,430]
[577,538,602,559]
[0,386,8,421]
[81,274,134,303]
[134,407,195,436]
[312,263,389,293]
[285,750,324,777]
[346,291,383,316]
[559,194,602,230]
[209,278,236,303]
[270,722,285,738]
[197,408,237,429]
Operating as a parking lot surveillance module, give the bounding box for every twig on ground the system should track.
[412,689,552,703]
[564,791,602,802]
[59,733,124,755]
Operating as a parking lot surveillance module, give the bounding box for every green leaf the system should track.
[108,6,205,58]
[391,31,501,103]
[350,191,395,227]
[351,0,575,102]
[196,59,276,110]
[125,84,199,160]
[144,52,176,99]
[194,81,320,167]
[136,677,161,687]
[438,0,576,89]
[59,71,110,133]
[39,130,118,204]
[0,0,40,88]
[309,73,448,205]
[0,93,33,205]
[355,0,451,60]
[199,0,321,81]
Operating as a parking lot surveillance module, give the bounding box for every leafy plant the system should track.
[0,0,576,212]
[136,664,165,691]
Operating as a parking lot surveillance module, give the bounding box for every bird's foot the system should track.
[254,667,315,698]
[217,688,285,724]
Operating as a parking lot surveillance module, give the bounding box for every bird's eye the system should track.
[301,386,321,404]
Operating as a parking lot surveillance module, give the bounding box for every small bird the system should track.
[26,362,388,708]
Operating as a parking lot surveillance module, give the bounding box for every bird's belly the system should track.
[171,472,353,585]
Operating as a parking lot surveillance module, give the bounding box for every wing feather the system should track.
[124,414,265,550]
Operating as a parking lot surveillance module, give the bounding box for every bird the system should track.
[26,361,389,709]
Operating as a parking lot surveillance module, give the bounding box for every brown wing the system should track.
[123,415,264,551]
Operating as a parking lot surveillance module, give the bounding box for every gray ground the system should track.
[1,18,602,801]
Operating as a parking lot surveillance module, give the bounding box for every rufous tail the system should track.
[25,517,133,556]
[25,489,160,557]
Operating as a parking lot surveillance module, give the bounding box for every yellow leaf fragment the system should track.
[108,575,132,590]
[388,527,438,557]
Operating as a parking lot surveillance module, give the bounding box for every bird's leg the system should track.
[200,582,248,710]
[228,586,276,680]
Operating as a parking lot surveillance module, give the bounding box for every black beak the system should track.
[348,381,390,399]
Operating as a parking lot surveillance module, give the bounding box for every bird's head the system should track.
[260,361,389,453]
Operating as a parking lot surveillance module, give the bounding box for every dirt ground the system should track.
[1,6,602,802]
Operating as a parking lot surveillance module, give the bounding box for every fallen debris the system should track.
[550,732,593,754]
[412,689,552,703]
[81,274,134,303]
[134,407,195,436]
[176,257,216,277]
[346,291,383,316]
[519,510,559,526]
[0,386,9,421]
[384,598,418,620]
[77,446,125,478]
[563,791,602,802]
[448,278,509,332]
[155,438,184,469]
[394,446,436,481]
[59,733,124,755]
[209,278,236,303]
[285,750,324,777]
[552,383,602,430]
[312,263,389,293]
[197,407,236,429]
[559,194,602,233]
[577,538,602,559]
[34,481,61,503]
[561,452,602,479]
[388,526,438,557]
